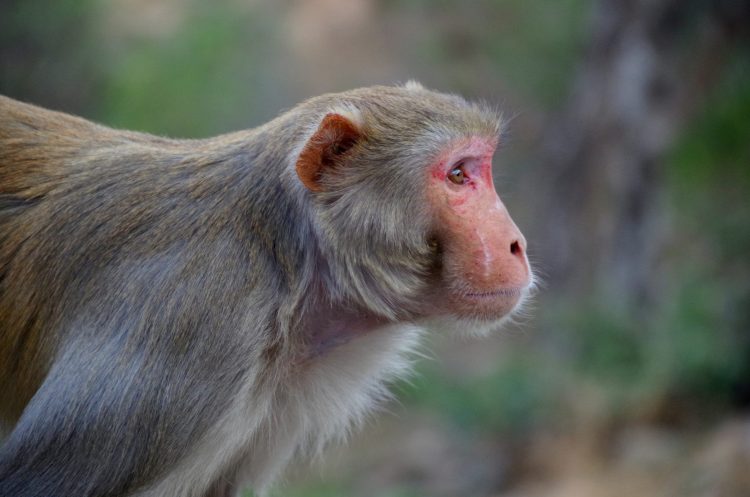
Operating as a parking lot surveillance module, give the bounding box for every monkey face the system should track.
[425,136,532,323]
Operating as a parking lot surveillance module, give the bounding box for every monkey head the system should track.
[294,83,533,334]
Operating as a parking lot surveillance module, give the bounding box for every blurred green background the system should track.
[2,0,749,496]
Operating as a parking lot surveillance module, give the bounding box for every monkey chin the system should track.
[421,284,533,338]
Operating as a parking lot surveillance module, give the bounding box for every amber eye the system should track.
[448,163,467,185]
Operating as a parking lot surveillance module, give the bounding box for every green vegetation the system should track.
[401,353,560,435]
[100,5,273,137]
[386,0,592,107]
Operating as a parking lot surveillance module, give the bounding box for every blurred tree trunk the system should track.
[534,0,749,313]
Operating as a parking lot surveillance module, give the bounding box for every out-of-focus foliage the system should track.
[661,46,750,412]
[98,4,288,137]
[383,0,591,106]
[0,0,100,114]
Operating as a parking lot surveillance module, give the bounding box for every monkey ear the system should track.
[296,112,362,192]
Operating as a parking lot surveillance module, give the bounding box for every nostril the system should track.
[510,240,522,256]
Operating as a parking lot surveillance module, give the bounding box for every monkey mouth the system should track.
[464,287,523,299]
[447,285,527,320]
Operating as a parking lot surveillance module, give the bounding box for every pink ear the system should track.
[296,113,361,192]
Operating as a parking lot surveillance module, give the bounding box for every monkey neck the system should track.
[297,304,389,361]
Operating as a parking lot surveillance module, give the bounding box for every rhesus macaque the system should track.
[0,82,532,497]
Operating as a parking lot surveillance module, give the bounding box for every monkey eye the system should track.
[447,162,467,185]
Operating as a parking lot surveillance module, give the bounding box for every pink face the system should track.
[427,137,531,320]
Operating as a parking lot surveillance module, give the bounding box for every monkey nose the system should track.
[510,240,522,257]
[493,231,529,288]
[509,236,526,261]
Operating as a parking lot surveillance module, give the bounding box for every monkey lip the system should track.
[451,285,527,319]
[464,287,523,299]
